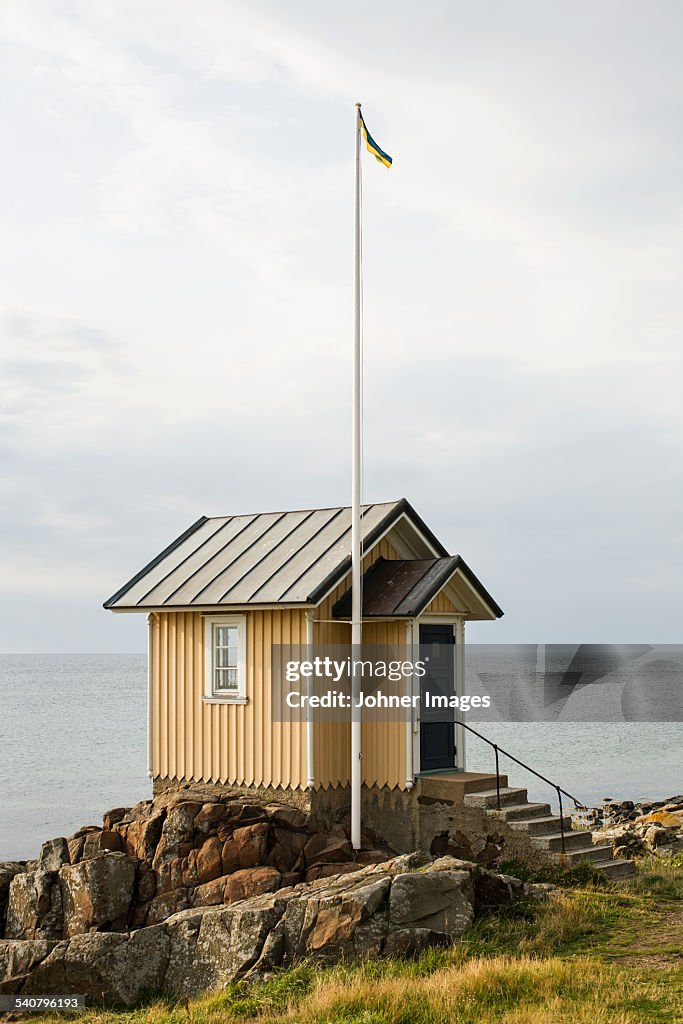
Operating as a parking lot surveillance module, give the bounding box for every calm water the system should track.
[0,654,681,860]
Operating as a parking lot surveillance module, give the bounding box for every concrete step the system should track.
[530,830,596,853]
[591,858,636,880]
[509,814,574,837]
[490,802,552,822]
[464,787,528,809]
[556,843,615,864]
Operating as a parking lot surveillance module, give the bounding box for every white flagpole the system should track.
[351,102,362,851]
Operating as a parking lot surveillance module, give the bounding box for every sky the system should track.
[1,1,682,652]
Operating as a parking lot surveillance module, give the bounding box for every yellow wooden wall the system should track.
[151,538,421,793]
[151,609,308,789]
[311,536,407,792]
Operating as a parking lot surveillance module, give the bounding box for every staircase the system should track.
[464,785,635,880]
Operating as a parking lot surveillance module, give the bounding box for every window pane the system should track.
[216,648,237,668]
[214,668,238,692]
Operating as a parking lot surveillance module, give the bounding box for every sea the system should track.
[0,653,681,861]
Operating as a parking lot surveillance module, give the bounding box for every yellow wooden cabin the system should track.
[104,499,502,825]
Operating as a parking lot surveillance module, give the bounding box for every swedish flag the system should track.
[359,112,392,168]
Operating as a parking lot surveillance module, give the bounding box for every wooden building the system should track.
[104,499,502,811]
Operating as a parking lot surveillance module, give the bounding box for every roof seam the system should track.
[217,508,319,603]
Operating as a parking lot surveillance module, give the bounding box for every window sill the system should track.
[203,695,248,705]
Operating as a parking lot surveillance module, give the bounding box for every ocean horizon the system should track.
[0,652,680,861]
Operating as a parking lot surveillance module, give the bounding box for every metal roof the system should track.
[331,555,503,619]
[104,498,450,610]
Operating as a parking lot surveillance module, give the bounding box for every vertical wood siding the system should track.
[423,589,460,614]
[311,536,407,792]
[152,609,307,789]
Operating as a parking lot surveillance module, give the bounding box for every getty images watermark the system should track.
[270,644,683,723]
[283,653,490,712]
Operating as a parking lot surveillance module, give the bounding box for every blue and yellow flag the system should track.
[359,112,392,168]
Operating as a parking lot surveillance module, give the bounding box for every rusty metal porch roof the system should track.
[331,555,502,619]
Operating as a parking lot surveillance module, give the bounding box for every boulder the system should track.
[266,828,307,872]
[102,807,131,831]
[193,875,232,907]
[474,869,525,910]
[20,927,170,1007]
[263,804,307,830]
[223,867,281,904]
[145,888,188,926]
[0,863,25,936]
[194,803,226,836]
[303,834,353,867]
[305,862,363,882]
[82,831,122,859]
[39,839,70,873]
[153,803,202,882]
[5,870,63,940]
[124,810,165,863]
[221,823,269,874]
[389,870,474,935]
[636,810,683,829]
[60,853,135,937]
[384,927,451,957]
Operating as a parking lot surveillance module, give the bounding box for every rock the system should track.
[0,938,58,988]
[103,807,131,831]
[263,804,307,830]
[384,927,451,957]
[267,828,307,872]
[146,888,189,926]
[0,853,524,1003]
[303,835,353,867]
[222,823,269,873]
[475,869,525,910]
[305,862,363,882]
[67,836,86,865]
[195,837,223,883]
[82,831,122,859]
[0,863,25,936]
[39,839,70,873]
[19,927,170,1007]
[60,853,135,936]
[641,824,675,851]
[80,830,104,860]
[355,849,390,866]
[389,870,474,936]
[5,870,63,940]
[137,865,157,904]
[223,867,281,904]
[224,801,267,826]
[194,875,232,907]
[523,882,557,901]
[153,804,201,880]
[194,803,226,835]
[636,811,683,829]
[279,871,302,888]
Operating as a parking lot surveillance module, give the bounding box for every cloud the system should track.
[0,1,681,649]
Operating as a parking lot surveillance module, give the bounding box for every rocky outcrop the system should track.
[0,853,549,1005]
[591,795,683,860]
[0,788,394,943]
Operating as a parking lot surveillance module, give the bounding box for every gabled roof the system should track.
[104,499,450,611]
[331,555,502,619]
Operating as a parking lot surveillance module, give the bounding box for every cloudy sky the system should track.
[1,1,681,652]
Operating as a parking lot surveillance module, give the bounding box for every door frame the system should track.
[408,614,466,778]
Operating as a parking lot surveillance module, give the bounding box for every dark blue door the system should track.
[419,624,456,771]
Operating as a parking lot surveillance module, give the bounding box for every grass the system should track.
[32,858,682,1024]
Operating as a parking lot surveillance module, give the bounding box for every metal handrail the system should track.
[458,719,587,854]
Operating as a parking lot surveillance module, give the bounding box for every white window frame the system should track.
[203,615,247,704]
